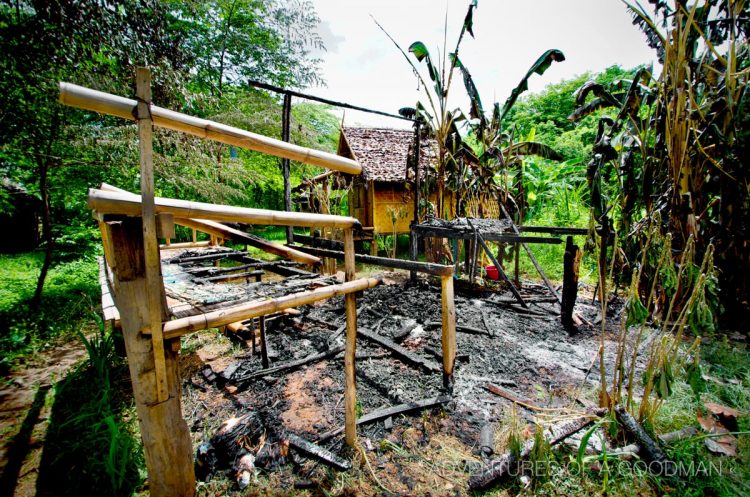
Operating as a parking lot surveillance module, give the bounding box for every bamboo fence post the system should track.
[105,218,195,497]
[343,228,358,446]
[440,274,457,390]
[136,67,169,403]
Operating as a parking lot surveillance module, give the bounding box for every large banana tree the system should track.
[377,0,477,220]
[457,49,566,219]
[570,0,750,324]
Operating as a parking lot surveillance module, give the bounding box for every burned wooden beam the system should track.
[614,405,673,468]
[293,234,344,250]
[468,220,527,309]
[518,226,588,236]
[425,321,491,337]
[469,413,602,490]
[357,328,441,373]
[412,225,562,244]
[561,236,582,330]
[285,433,351,471]
[200,270,263,283]
[317,396,451,443]
[231,345,345,388]
[290,244,454,277]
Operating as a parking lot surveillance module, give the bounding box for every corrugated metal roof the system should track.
[340,127,437,183]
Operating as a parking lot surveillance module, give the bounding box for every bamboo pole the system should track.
[343,228,358,446]
[158,276,381,339]
[88,188,360,230]
[59,82,361,175]
[440,274,457,390]
[99,183,320,265]
[159,240,211,250]
[136,68,169,403]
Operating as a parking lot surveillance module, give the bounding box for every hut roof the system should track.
[338,127,437,183]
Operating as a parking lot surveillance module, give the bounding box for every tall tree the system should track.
[0,0,188,306]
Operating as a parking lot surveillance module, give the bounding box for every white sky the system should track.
[306,0,658,129]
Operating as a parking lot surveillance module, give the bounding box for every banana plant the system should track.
[456,49,566,218]
[376,0,478,220]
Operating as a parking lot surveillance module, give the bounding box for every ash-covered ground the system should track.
[178,272,629,493]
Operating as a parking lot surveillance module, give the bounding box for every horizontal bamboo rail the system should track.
[291,244,454,277]
[59,82,362,175]
[159,240,211,250]
[99,183,320,265]
[88,188,361,229]
[157,276,382,340]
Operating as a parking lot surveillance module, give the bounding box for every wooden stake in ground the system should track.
[440,274,457,389]
[561,236,582,329]
[343,228,358,446]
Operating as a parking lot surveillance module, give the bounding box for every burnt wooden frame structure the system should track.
[59,71,447,497]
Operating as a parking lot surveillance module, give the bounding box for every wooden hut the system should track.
[336,127,439,237]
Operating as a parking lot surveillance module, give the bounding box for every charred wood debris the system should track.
[171,247,665,491]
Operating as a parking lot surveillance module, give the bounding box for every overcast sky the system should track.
[305,0,658,128]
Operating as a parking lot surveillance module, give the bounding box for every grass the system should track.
[36,317,145,497]
[0,252,100,372]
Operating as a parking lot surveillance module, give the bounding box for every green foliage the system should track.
[39,317,144,497]
[0,253,99,369]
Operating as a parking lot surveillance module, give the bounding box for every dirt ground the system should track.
[0,339,87,497]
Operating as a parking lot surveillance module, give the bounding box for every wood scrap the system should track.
[469,412,602,490]
[609,427,699,458]
[425,321,491,337]
[317,396,451,443]
[484,383,540,409]
[285,433,351,471]
[357,327,441,373]
[231,345,345,388]
[614,405,673,468]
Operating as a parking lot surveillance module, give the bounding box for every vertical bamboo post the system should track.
[409,121,421,282]
[343,227,358,446]
[136,67,169,403]
[440,274,457,390]
[259,315,269,369]
[281,92,293,244]
[106,218,195,497]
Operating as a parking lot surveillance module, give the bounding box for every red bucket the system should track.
[485,265,499,281]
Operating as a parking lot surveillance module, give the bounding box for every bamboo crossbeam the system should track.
[88,188,361,229]
[99,184,320,265]
[157,276,382,339]
[291,244,454,276]
[160,240,211,249]
[59,82,362,175]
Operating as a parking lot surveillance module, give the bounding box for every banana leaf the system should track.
[453,55,484,121]
[463,0,478,38]
[568,97,618,122]
[617,68,651,122]
[409,41,442,96]
[498,49,565,124]
[504,141,563,161]
[573,81,621,107]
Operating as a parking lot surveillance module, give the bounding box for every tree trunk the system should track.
[32,158,54,308]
